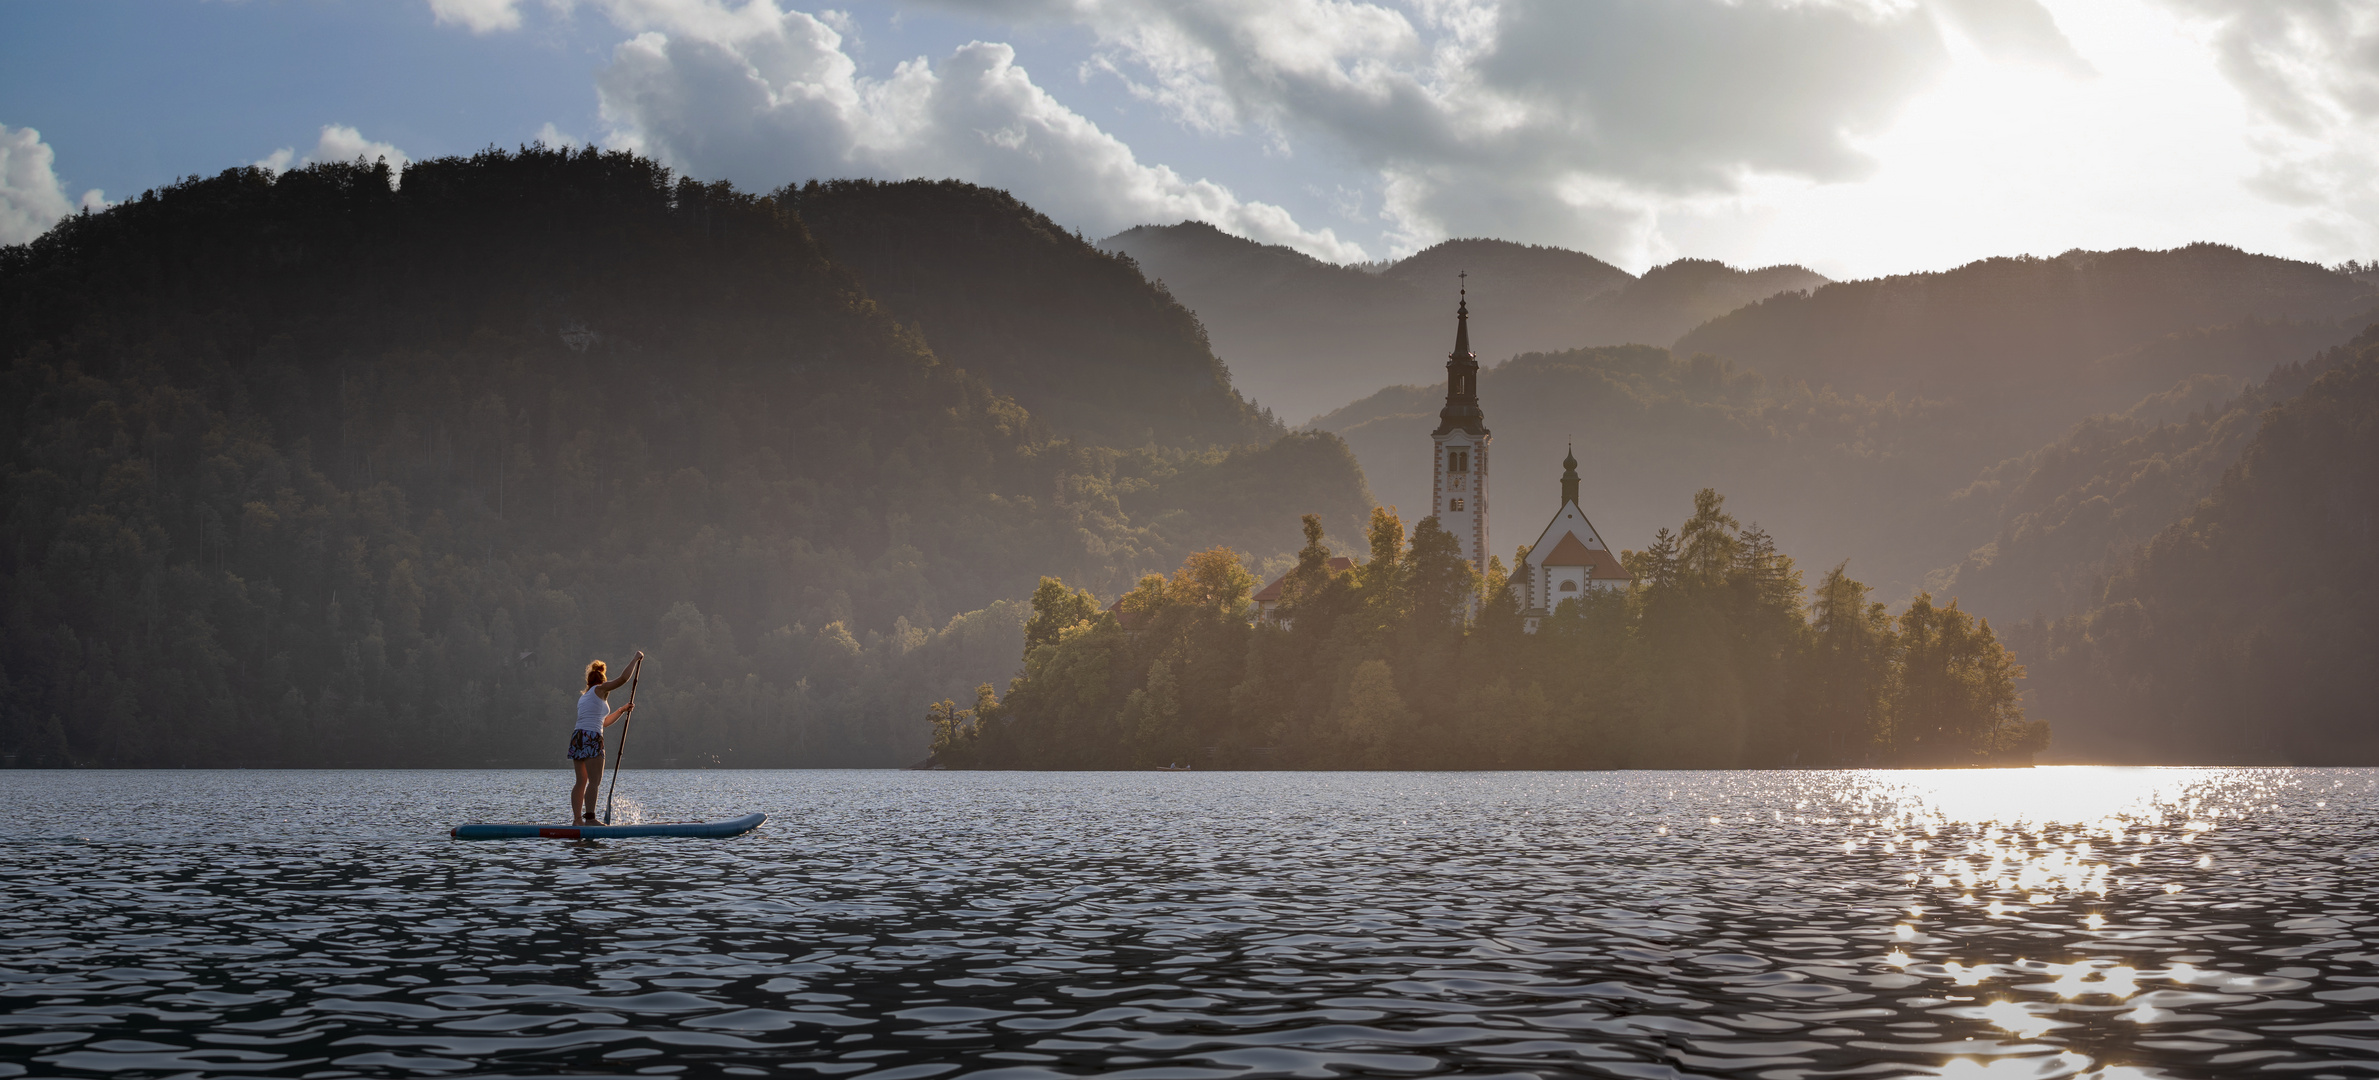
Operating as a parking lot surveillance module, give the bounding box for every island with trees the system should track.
[929,491,2044,771]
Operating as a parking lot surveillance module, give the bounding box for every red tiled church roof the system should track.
[1538,532,1630,580]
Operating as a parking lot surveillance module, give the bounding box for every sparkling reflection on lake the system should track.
[3,767,2375,1079]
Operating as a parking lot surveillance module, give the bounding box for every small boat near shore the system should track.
[450,812,767,841]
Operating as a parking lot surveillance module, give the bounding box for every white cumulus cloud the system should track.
[585,0,1369,260]
[430,0,533,34]
[533,121,585,149]
[425,0,2379,272]
[2158,0,2379,260]
[1,123,105,246]
[978,0,2100,264]
[256,125,413,182]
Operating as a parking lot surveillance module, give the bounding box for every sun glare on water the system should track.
[603,796,647,826]
[1794,766,2305,1076]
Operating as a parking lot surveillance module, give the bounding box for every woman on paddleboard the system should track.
[571,653,642,825]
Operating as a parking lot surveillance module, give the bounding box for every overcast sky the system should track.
[2,0,2373,279]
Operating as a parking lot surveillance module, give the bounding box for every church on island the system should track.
[1254,285,1630,630]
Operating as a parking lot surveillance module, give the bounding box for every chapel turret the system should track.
[1514,445,1630,631]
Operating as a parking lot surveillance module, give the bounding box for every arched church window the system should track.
[1558,580,1578,592]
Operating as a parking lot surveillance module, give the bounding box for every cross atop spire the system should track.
[1561,442,1581,506]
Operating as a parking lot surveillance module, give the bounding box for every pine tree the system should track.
[1797,562,1894,765]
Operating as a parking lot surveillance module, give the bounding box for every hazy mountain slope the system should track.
[1592,259,1831,346]
[1315,346,1987,601]
[2010,336,2379,763]
[0,149,1371,769]
[1674,245,2377,415]
[1379,237,1634,309]
[1315,311,2374,611]
[1312,241,2374,610]
[1101,222,1823,422]
[2083,316,2360,400]
[784,180,1276,447]
[1932,327,2374,621]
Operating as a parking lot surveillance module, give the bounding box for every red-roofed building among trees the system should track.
[1513,446,1631,631]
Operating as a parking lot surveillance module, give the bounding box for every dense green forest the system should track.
[1935,326,2376,620]
[2010,335,2379,764]
[0,149,1371,768]
[930,493,2041,770]
[784,181,1276,447]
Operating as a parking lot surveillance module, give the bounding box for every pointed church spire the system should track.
[1451,273,1473,362]
[1433,273,1487,437]
[1560,443,1580,506]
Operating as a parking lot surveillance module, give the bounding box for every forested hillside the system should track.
[0,149,1372,768]
[1675,245,2375,417]
[1934,326,2377,620]
[783,180,1275,447]
[2010,336,2379,763]
[1315,246,2376,607]
[1101,222,1822,422]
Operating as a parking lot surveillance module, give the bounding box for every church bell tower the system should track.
[1431,278,1489,578]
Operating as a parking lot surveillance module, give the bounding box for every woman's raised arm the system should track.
[597,651,643,694]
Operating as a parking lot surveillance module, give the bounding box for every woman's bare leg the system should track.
[571,757,596,822]
[579,756,605,823]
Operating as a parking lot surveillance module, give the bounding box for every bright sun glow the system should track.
[1657,0,2312,278]
[1856,766,2236,827]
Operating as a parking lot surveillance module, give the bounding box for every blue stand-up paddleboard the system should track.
[450,812,767,841]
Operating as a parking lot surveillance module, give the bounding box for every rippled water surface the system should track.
[5,768,2378,1079]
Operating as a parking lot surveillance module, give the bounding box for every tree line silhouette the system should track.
[931,491,2043,770]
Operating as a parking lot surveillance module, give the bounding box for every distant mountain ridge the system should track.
[1675,244,2376,412]
[1101,222,1825,423]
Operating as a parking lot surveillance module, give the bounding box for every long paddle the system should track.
[601,659,641,826]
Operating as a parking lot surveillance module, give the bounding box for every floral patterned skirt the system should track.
[567,729,604,761]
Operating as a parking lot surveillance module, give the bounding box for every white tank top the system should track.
[576,688,607,734]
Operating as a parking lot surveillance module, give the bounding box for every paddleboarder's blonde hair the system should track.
[586,660,606,687]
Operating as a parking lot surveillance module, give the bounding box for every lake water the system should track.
[3,768,2375,1079]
